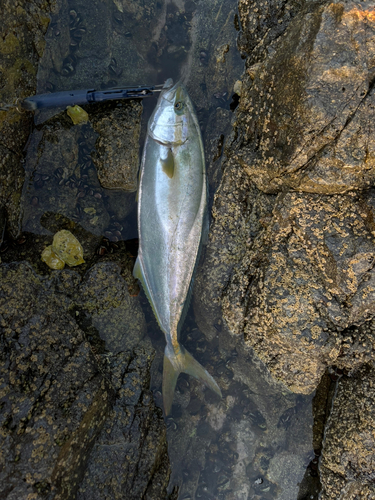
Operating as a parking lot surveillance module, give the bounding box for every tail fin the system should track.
[163,344,222,415]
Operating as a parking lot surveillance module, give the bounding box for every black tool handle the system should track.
[22,86,155,111]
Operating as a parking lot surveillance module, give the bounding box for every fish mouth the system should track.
[161,79,185,103]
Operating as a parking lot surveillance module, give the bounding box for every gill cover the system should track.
[148,79,190,146]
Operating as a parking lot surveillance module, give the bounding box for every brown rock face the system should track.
[236,2,375,195]
[320,364,375,499]
[198,0,375,394]
[223,190,375,394]
[192,0,375,496]
[0,261,170,500]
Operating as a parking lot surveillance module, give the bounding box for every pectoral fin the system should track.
[161,149,174,178]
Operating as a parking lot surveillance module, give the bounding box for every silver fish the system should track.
[133,79,222,414]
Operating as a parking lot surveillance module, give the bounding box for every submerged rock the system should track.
[91,100,142,192]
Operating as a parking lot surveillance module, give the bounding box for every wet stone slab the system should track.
[0,262,109,500]
[0,261,170,499]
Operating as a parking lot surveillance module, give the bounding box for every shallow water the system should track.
[9,0,320,498]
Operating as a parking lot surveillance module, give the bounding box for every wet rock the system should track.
[235,1,375,195]
[0,0,56,237]
[204,107,232,193]
[0,145,25,239]
[76,262,146,354]
[155,312,315,500]
[320,364,375,499]
[22,118,111,238]
[77,346,170,500]
[0,262,110,500]
[37,0,157,93]
[74,262,169,499]
[0,261,170,499]
[178,0,244,112]
[222,191,375,393]
[91,101,142,192]
[194,161,275,341]
[195,0,375,396]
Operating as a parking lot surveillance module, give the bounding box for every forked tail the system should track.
[163,343,222,415]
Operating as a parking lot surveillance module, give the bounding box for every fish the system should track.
[133,78,222,415]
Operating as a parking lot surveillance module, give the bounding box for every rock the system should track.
[0,262,110,500]
[36,0,158,94]
[0,261,170,499]
[148,308,315,500]
[195,0,375,394]
[194,160,275,341]
[0,0,57,237]
[76,262,146,354]
[91,101,142,192]
[74,262,169,500]
[204,107,232,193]
[178,0,244,112]
[320,364,375,499]
[222,191,375,394]
[22,119,112,238]
[77,346,170,500]
[235,1,375,195]
[0,146,25,239]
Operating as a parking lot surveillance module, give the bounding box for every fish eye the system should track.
[174,101,184,110]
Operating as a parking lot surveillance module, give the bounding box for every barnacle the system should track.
[67,105,89,124]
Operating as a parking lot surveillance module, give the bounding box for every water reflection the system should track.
[147,306,318,500]
[11,0,319,498]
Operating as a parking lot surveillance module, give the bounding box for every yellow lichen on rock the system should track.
[41,245,65,270]
[52,230,85,267]
[67,105,89,125]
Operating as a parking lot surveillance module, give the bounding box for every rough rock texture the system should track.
[0,261,170,499]
[192,0,375,496]
[0,263,109,500]
[223,190,375,393]
[0,0,57,237]
[237,1,375,195]
[196,0,375,393]
[91,101,142,192]
[320,364,375,500]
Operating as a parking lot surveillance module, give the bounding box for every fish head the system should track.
[148,80,191,147]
